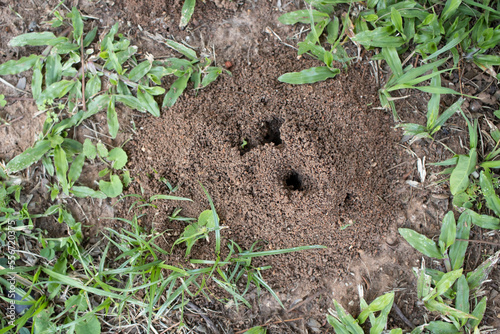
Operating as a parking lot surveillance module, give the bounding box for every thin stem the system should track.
[456,238,500,247]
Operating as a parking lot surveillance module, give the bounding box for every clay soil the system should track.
[1,0,500,333]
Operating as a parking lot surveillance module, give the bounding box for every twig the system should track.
[0,77,27,94]
[0,116,23,129]
[287,289,325,313]
[392,302,415,329]
[457,238,500,247]
[234,317,303,334]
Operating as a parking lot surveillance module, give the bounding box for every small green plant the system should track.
[278,1,499,122]
[174,209,218,256]
[0,6,225,178]
[328,290,403,334]
[399,210,496,333]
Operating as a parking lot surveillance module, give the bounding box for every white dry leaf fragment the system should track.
[417,156,426,183]
[406,180,421,188]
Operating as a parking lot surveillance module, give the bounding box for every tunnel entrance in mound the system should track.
[125,48,403,288]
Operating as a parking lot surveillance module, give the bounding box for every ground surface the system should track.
[1,0,499,333]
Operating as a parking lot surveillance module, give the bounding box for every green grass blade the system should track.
[199,182,220,255]
[278,67,340,84]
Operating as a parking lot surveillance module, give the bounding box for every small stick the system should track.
[0,116,23,129]
[234,317,303,334]
[392,302,415,329]
[457,238,500,247]
[287,289,325,313]
[0,77,27,94]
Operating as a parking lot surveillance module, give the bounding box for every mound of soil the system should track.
[125,45,406,291]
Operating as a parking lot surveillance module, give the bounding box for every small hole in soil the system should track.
[263,118,282,146]
[285,171,303,191]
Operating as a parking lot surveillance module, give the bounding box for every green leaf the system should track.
[479,170,500,217]
[467,296,487,330]
[163,72,191,108]
[179,0,196,29]
[138,87,160,116]
[42,154,54,176]
[333,300,364,334]
[351,26,405,48]
[278,67,340,84]
[441,0,463,22]
[150,194,192,202]
[326,16,340,44]
[423,269,462,302]
[426,33,466,61]
[82,139,96,159]
[65,294,87,312]
[6,140,51,173]
[327,314,350,334]
[165,39,197,61]
[449,211,471,270]
[34,307,56,333]
[99,174,123,198]
[9,32,67,47]
[107,96,118,138]
[107,51,122,74]
[37,80,76,106]
[96,142,109,158]
[68,153,85,184]
[71,186,107,199]
[128,60,152,82]
[198,209,217,228]
[122,170,131,187]
[468,210,500,229]
[243,326,266,334]
[85,75,101,99]
[449,148,476,195]
[108,147,128,169]
[0,54,40,75]
[200,67,222,88]
[391,7,403,35]
[114,95,145,112]
[71,7,84,41]
[358,292,394,324]
[415,264,432,299]
[32,59,43,100]
[438,211,456,253]
[431,97,463,134]
[75,314,101,334]
[83,27,98,47]
[466,250,500,291]
[86,94,110,118]
[382,47,403,77]
[54,145,69,194]
[46,53,62,86]
[399,228,443,259]
[425,299,476,321]
[425,320,462,333]
[455,275,469,318]
[278,9,330,25]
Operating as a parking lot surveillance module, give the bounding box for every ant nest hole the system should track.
[284,171,304,191]
[263,118,282,146]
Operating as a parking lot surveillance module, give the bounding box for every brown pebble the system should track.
[224,61,233,69]
[470,100,482,112]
